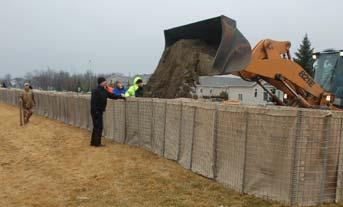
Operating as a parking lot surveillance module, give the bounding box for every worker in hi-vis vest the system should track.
[125,77,144,97]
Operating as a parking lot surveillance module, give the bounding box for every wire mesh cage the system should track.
[1,88,343,206]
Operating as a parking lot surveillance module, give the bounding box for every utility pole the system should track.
[129,72,132,86]
[89,60,92,92]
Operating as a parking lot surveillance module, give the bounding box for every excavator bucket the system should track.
[164,15,252,75]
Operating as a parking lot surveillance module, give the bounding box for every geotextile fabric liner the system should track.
[34,92,41,115]
[83,96,92,132]
[164,99,182,161]
[2,88,343,206]
[61,94,68,124]
[74,96,81,128]
[125,98,139,146]
[137,98,153,150]
[63,95,70,124]
[0,89,4,103]
[53,94,59,121]
[42,92,49,117]
[325,112,342,204]
[243,106,298,204]
[55,94,62,121]
[178,102,196,170]
[104,100,114,139]
[47,94,53,119]
[73,95,80,126]
[67,95,76,126]
[191,102,217,178]
[335,112,343,203]
[51,94,56,120]
[37,92,44,116]
[79,96,90,129]
[293,110,340,206]
[215,105,247,192]
[151,99,167,155]
[0,89,3,103]
[113,100,126,143]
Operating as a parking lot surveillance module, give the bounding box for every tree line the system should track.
[2,69,116,92]
[26,69,104,92]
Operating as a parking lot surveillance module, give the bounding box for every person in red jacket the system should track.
[105,80,126,97]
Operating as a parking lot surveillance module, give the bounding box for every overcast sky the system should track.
[1,0,342,77]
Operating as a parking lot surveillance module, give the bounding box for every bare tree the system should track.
[22,69,116,92]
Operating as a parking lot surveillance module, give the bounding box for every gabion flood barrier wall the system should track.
[1,88,343,206]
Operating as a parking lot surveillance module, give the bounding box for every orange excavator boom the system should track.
[238,39,335,109]
[163,15,337,109]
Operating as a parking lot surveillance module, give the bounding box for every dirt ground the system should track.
[0,103,341,207]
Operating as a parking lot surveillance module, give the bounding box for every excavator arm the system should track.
[238,39,335,109]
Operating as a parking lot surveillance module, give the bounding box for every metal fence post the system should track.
[122,100,126,143]
[190,106,197,170]
[112,101,116,140]
[337,118,343,202]
[320,114,332,204]
[137,99,141,147]
[150,99,155,151]
[212,103,219,180]
[241,110,249,193]
[124,99,128,144]
[290,110,303,206]
[177,101,183,162]
[162,101,168,156]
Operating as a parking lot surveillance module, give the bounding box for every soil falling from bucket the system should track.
[145,39,216,98]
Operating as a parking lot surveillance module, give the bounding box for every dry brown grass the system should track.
[0,103,341,207]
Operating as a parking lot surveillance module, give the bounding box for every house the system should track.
[196,75,283,105]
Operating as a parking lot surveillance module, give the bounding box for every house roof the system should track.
[198,76,256,87]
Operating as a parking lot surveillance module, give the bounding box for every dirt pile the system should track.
[144,39,216,98]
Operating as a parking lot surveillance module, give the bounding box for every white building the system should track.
[196,75,283,105]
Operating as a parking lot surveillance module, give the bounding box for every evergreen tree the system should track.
[294,34,315,77]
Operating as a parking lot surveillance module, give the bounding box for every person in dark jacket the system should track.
[135,79,144,97]
[90,77,123,147]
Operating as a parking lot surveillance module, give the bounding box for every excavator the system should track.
[164,15,338,109]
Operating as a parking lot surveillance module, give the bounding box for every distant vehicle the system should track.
[313,50,343,107]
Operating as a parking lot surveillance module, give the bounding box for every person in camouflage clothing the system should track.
[20,83,36,124]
